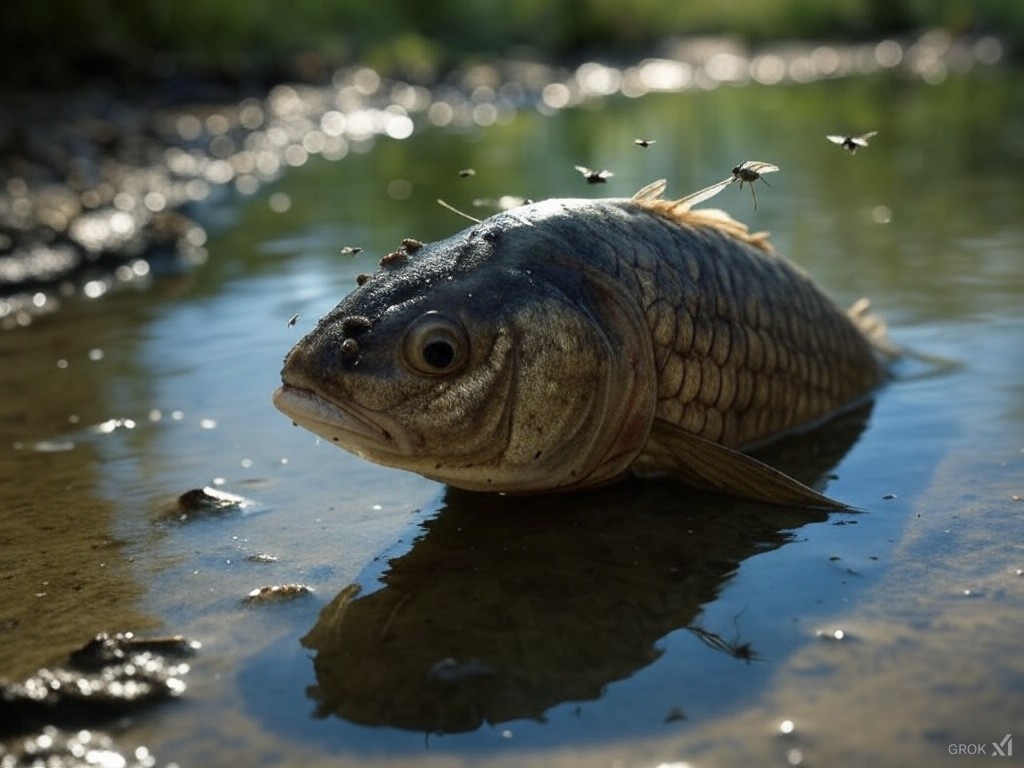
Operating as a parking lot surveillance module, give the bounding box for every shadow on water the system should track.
[291,402,873,740]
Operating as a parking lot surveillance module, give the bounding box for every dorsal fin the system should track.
[848,297,901,360]
[628,176,773,253]
[632,178,668,201]
[634,197,775,253]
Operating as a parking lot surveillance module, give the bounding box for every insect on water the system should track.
[827,131,878,154]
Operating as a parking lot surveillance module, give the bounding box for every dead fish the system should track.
[273,179,892,508]
[730,161,779,210]
[575,165,614,184]
[827,131,878,154]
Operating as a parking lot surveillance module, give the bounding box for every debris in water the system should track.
[175,486,253,519]
[815,628,847,641]
[664,706,685,723]
[246,552,279,564]
[243,583,313,605]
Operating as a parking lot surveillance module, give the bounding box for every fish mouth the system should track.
[272,384,409,458]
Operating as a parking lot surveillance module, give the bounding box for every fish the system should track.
[273,179,892,508]
[827,131,878,154]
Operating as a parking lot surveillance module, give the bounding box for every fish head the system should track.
[274,204,657,493]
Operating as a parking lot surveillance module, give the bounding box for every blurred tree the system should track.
[0,0,1018,90]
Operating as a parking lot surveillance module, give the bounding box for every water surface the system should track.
[2,68,1022,767]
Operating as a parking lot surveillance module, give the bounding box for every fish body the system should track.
[274,185,889,506]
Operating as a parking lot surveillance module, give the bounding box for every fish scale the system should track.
[569,200,882,449]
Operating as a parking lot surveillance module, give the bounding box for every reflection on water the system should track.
[301,406,870,735]
[0,298,163,680]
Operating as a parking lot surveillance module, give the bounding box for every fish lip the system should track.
[272,384,409,456]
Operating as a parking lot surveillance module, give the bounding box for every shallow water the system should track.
[2,67,1023,767]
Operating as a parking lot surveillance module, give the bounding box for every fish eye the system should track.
[402,312,468,376]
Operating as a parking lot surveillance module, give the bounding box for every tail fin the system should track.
[848,297,900,361]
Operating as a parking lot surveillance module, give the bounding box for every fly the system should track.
[575,165,614,184]
[634,138,656,148]
[673,160,780,211]
[827,131,878,154]
[730,161,779,210]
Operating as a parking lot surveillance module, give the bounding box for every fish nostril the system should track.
[340,338,359,361]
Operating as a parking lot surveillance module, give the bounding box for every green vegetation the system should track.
[1,0,1021,88]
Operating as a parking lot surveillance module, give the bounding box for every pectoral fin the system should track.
[642,420,849,510]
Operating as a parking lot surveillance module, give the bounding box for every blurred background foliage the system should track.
[1,0,1021,90]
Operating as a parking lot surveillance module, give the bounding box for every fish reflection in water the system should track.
[300,403,872,735]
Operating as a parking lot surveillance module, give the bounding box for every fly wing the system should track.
[642,420,850,509]
[826,135,846,145]
[671,176,735,211]
[740,160,780,176]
